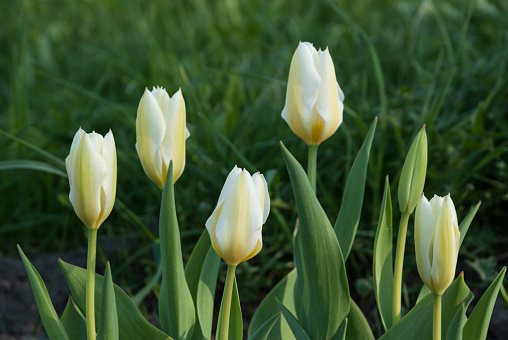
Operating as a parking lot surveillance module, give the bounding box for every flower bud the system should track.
[415,194,460,295]
[205,166,270,265]
[65,128,117,229]
[398,126,427,214]
[282,42,345,145]
[136,87,190,188]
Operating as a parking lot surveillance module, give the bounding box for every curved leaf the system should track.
[18,245,70,340]
[97,262,118,340]
[276,299,311,340]
[249,312,281,340]
[345,299,375,340]
[60,296,87,340]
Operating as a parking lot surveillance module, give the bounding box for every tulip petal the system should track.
[214,170,263,265]
[251,172,270,223]
[415,195,435,287]
[313,48,343,144]
[431,196,457,295]
[67,133,108,229]
[136,88,166,188]
[97,131,117,228]
[216,166,242,207]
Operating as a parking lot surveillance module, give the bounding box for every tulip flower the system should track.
[415,193,460,295]
[136,86,190,188]
[65,128,117,230]
[205,166,270,266]
[281,41,344,146]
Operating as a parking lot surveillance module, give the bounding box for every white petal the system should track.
[216,166,242,208]
[415,194,435,287]
[97,130,117,228]
[251,172,270,223]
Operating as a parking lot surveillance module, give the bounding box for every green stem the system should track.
[219,264,237,340]
[307,144,319,193]
[86,228,98,340]
[393,211,410,323]
[433,294,442,340]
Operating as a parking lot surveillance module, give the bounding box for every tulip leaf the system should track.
[380,273,472,340]
[249,312,282,340]
[345,299,375,340]
[373,176,394,330]
[17,245,70,340]
[281,142,349,339]
[97,262,118,340]
[335,318,348,340]
[185,229,220,340]
[334,117,377,260]
[58,259,172,340]
[446,302,467,340]
[60,296,87,340]
[216,278,242,340]
[248,270,297,340]
[159,162,196,338]
[462,267,506,340]
[276,299,311,340]
[458,201,481,248]
[0,159,68,177]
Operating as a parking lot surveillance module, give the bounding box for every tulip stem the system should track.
[433,294,442,340]
[219,264,237,340]
[86,228,98,340]
[393,211,410,324]
[307,144,319,193]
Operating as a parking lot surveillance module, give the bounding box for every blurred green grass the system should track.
[1,0,508,332]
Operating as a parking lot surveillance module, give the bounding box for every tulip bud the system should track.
[65,128,117,229]
[398,126,427,214]
[415,194,460,295]
[136,86,190,188]
[282,41,345,145]
[205,166,270,266]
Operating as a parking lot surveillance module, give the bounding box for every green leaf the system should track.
[159,162,196,338]
[58,259,172,340]
[17,245,70,340]
[397,126,427,214]
[463,267,506,340]
[334,117,377,260]
[248,313,282,340]
[380,273,473,340]
[373,176,394,330]
[248,270,297,340]
[0,159,68,177]
[276,299,311,340]
[97,262,118,340]
[345,299,375,340]
[335,318,348,340]
[185,230,220,340]
[281,143,349,339]
[60,297,86,340]
[196,246,220,340]
[446,302,467,340]
[458,201,481,248]
[216,278,242,340]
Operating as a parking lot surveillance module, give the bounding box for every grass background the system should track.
[1,0,507,336]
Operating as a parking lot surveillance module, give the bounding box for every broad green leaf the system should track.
[58,259,172,340]
[185,229,220,340]
[345,299,375,340]
[446,302,467,340]
[216,278,242,340]
[458,201,481,248]
[18,245,70,340]
[276,299,311,340]
[248,270,297,340]
[159,162,195,338]
[463,267,506,340]
[97,262,118,340]
[60,297,86,340]
[373,176,394,330]
[281,143,349,339]
[334,117,377,260]
[380,273,472,340]
[196,246,220,340]
[249,313,282,340]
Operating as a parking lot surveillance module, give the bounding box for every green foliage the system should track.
[97,263,119,340]
[60,297,87,340]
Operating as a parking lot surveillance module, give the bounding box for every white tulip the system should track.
[205,166,270,265]
[65,128,117,229]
